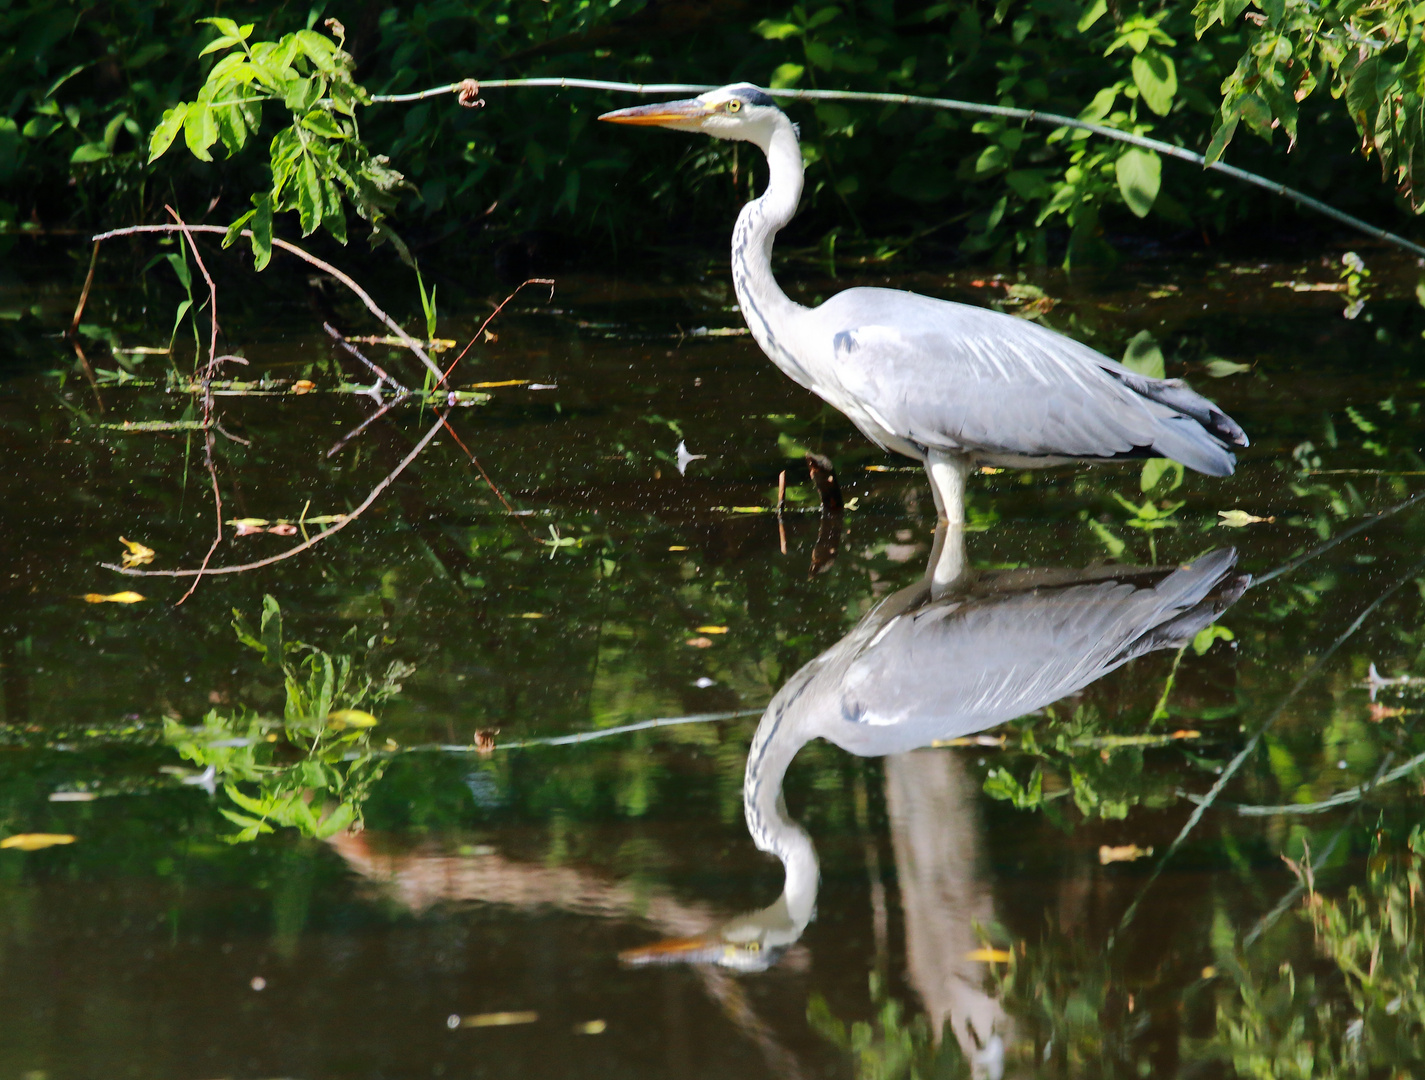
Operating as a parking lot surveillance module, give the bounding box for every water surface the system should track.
[3,238,1425,1077]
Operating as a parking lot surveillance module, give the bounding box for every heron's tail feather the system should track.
[1149,416,1238,477]
[1108,366,1249,472]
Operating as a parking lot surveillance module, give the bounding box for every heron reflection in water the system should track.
[621,534,1247,1074]
[600,85,1247,526]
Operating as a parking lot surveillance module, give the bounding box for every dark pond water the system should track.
[4,234,1425,1078]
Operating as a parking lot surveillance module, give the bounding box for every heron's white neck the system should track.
[743,679,820,935]
[732,114,813,389]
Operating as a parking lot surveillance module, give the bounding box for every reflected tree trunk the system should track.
[884,748,1012,1075]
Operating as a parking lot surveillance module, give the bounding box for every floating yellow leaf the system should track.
[118,536,154,568]
[1217,509,1274,528]
[466,379,531,389]
[291,379,317,394]
[517,612,544,619]
[1099,844,1153,864]
[459,1011,538,1028]
[83,591,145,604]
[573,1020,606,1035]
[686,637,714,649]
[668,545,689,551]
[327,709,378,730]
[695,626,729,634]
[1,833,76,850]
[964,947,1012,964]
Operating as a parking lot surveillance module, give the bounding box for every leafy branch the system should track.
[147,17,412,267]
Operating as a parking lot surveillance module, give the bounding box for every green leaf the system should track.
[69,142,111,164]
[1077,0,1108,32]
[296,153,322,235]
[1131,49,1177,116]
[1140,457,1184,494]
[182,104,217,162]
[1205,359,1251,377]
[1192,624,1234,656]
[1077,86,1117,124]
[259,593,284,666]
[753,19,802,39]
[804,40,835,70]
[199,35,241,57]
[315,800,358,839]
[1087,518,1126,557]
[164,251,192,292]
[805,6,841,29]
[148,103,188,163]
[168,298,192,344]
[1122,330,1164,378]
[1115,148,1161,218]
[249,193,273,271]
[769,63,805,89]
[1203,112,1239,165]
[198,17,245,39]
[223,209,256,249]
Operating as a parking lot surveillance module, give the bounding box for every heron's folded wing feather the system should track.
[816,291,1237,467]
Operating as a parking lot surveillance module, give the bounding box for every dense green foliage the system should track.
[4,0,1425,267]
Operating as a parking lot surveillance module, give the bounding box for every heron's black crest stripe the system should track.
[729,84,777,108]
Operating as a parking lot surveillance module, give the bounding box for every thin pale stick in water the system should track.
[90,223,446,386]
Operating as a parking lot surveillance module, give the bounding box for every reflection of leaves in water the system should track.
[165,594,413,842]
[808,973,950,1080]
[1215,826,1425,1077]
[981,705,1194,821]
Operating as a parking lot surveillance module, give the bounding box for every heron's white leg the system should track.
[926,521,968,599]
[924,452,971,598]
[925,451,971,528]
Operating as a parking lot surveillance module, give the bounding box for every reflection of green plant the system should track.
[165,595,413,842]
[982,704,1204,820]
[808,972,953,1080]
[1214,826,1425,1076]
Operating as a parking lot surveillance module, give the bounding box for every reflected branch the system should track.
[100,410,450,579]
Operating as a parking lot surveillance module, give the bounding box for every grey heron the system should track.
[600,85,1248,524]
[620,538,1246,975]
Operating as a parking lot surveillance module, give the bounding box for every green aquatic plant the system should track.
[164,594,414,842]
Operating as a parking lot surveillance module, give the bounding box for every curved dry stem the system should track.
[101,410,449,579]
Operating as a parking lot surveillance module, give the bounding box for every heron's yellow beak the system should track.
[598,99,711,129]
[618,932,730,966]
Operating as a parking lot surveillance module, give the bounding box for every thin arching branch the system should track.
[370,77,1425,261]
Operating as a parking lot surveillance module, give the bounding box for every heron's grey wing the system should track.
[830,550,1241,752]
[816,289,1244,475]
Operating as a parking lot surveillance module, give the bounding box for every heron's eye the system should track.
[727,100,742,113]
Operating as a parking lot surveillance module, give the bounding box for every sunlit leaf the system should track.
[118,536,155,568]
[1131,49,1177,116]
[1121,330,1165,379]
[1217,509,1271,527]
[327,709,378,730]
[0,833,76,850]
[1205,359,1251,378]
[148,103,188,163]
[1098,844,1152,864]
[964,947,1013,963]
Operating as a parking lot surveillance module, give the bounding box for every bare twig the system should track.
[370,78,1425,261]
[443,278,555,384]
[68,240,100,337]
[101,410,450,578]
[324,322,410,394]
[437,414,538,541]
[166,208,225,605]
[90,223,446,386]
[325,391,410,458]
